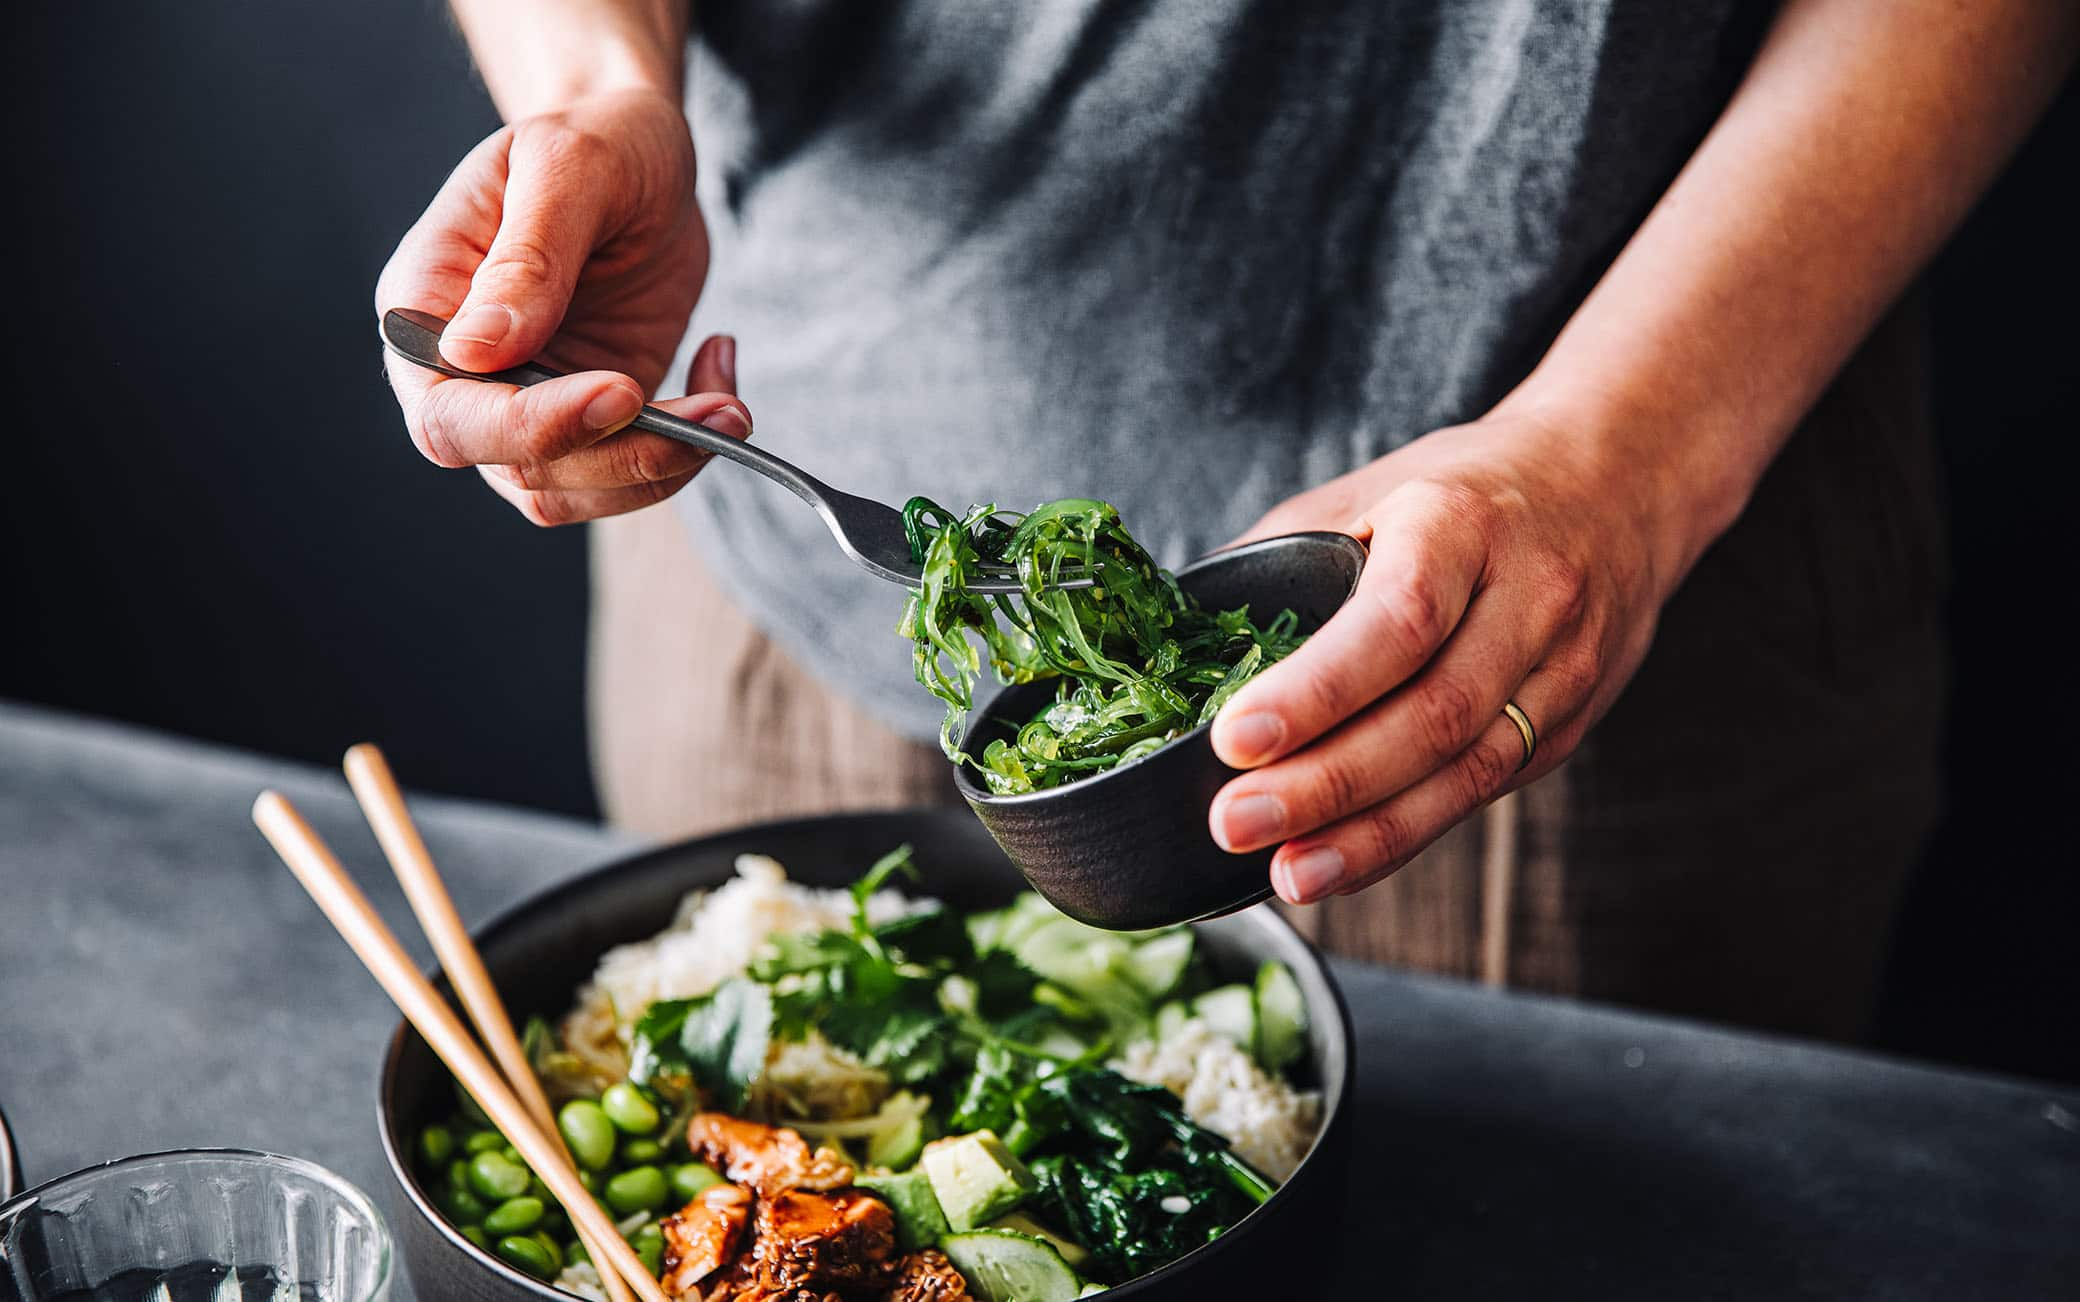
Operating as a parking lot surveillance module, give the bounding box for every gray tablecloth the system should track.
[3,702,2076,1299]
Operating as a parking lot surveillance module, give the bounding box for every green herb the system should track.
[896,496,1305,794]
[628,979,772,1113]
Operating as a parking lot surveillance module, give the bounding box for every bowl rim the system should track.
[0,1147,393,1302]
[375,807,1356,1300]
[0,1104,18,1202]
[952,529,1368,807]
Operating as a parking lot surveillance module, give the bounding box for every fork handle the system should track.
[379,308,832,509]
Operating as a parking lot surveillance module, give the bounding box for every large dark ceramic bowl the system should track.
[377,809,1351,1302]
[957,531,1368,930]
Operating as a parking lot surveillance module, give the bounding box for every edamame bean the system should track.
[669,1162,723,1201]
[419,1124,454,1167]
[631,1225,663,1277]
[468,1150,532,1201]
[464,1130,506,1155]
[446,1159,471,1193]
[566,1239,589,1266]
[531,1231,564,1272]
[577,1168,600,1194]
[619,1138,663,1165]
[440,1187,488,1225]
[500,1145,522,1165]
[460,1226,489,1251]
[600,1083,660,1135]
[604,1165,668,1215]
[484,1196,545,1235]
[557,1099,617,1171]
[495,1234,556,1280]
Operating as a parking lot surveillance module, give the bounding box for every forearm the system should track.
[449,0,686,119]
[1506,0,2079,585]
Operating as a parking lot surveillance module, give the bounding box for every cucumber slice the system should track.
[1253,960,1307,1075]
[1153,999,1190,1040]
[942,1230,1082,1302]
[1191,984,1257,1051]
[967,909,1010,955]
[1017,919,1149,1029]
[995,894,1065,953]
[868,1111,928,1171]
[1122,931,1194,998]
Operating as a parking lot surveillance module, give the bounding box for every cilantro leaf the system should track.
[675,979,772,1113]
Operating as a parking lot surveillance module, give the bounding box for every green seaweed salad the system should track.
[897,497,1306,794]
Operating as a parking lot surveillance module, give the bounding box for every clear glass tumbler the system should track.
[0,1149,390,1302]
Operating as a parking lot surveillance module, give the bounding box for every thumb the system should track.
[438,130,601,371]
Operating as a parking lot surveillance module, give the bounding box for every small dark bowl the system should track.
[376,809,1352,1302]
[956,531,1368,930]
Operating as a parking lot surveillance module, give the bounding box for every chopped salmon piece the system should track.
[660,1183,753,1298]
[686,1113,853,1195]
[744,1188,897,1292]
[883,1249,970,1301]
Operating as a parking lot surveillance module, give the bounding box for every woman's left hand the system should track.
[1207,405,1690,904]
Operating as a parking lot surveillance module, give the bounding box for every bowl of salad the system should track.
[376,809,1351,1301]
[937,525,1368,929]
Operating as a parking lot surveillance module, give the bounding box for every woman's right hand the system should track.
[375,87,749,526]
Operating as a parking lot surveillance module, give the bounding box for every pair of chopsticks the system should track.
[253,745,665,1302]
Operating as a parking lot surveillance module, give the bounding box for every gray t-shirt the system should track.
[673,0,1766,739]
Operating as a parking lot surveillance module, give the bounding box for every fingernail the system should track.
[1215,793,1286,851]
[703,401,751,439]
[716,335,737,391]
[1221,712,1286,765]
[583,384,642,432]
[445,302,512,349]
[1282,846,1345,903]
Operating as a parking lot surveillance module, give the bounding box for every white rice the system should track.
[560,854,916,1079]
[1112,1019,1321,1182]
[553,1262,607,1301]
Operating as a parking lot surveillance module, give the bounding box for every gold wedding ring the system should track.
[1501,701,1537,773]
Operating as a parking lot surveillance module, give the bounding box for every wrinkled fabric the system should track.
[672,0,1767,737]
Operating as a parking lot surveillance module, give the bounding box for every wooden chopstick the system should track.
[252,791,670,1302]
[341,745,637,1302]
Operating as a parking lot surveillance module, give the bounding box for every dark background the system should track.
[5,1,2074,1082]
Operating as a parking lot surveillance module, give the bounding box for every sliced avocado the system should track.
[856,1169,951,1251]
[986,1211,1090,1269]
[921,1130,1038,1230]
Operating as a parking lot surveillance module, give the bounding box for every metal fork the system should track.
[381,308,1085,594]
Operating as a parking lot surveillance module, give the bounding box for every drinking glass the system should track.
[0,1150,390,1301]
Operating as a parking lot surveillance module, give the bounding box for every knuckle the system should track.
[1370,567,1453,655]
[1356,805,1420,871]
[1306,753,1371,824]
[1410,673,1481,759]
[486,232,561,290]
[412,396,468,469]
[1455,734,1517,806]
[500,459,542,493]
[516,490,574,529]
